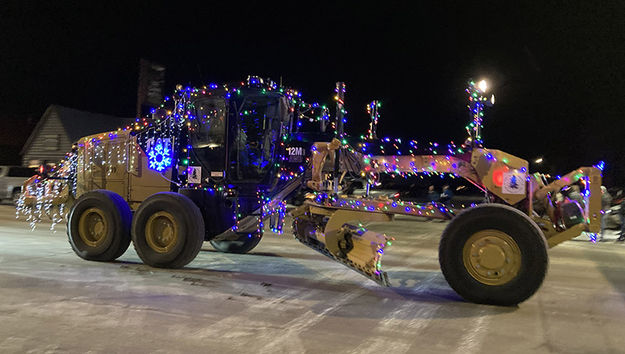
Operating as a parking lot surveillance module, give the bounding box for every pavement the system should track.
[1,204,625,353]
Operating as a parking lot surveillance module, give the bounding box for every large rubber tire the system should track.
[210,233,262,254]
[439,204,548,306]
[132,192,204,268]
[68,190,132,261]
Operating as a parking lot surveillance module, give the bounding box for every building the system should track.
[21,105,135,167]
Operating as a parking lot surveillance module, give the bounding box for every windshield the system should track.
[189,97,227,174]
[231,95,283,180]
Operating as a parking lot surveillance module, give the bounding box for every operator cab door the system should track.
[189,97,227,182]
[230,95,288,183]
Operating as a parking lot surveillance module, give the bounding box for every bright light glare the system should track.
[478,80,488,92]
[535,158,543,164]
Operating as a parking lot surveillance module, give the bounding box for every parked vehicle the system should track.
[0,166,36,204]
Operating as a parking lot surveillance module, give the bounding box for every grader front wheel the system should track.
[439,204,548,306]
[462,229,522,286]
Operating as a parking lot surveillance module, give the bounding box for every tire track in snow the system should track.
[453,311,489,354]
[257,288,367,354]
[349,273,443,354]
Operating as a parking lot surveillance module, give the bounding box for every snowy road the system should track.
[1,205,625,353]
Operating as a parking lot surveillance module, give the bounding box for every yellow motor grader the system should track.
[20,78,602,306]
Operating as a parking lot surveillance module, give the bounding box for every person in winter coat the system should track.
[600,186,612,241]
[440,185,454,205]
[427,185,439,202]
[618,196,625,242]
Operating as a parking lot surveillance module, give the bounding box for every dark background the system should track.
[1,1,624,184]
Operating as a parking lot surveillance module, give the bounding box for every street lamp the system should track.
[478,79,496,106]
[478,79,488,92]
[535,157,543,164]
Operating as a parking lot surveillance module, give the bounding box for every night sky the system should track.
[2,1,624,184]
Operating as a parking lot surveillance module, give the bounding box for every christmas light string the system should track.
[18,76,492,232]
[366,100,381,140]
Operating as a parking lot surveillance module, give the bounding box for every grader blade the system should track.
[292,205,394,286]
[336,224,394,283]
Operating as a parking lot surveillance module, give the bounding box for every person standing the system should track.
[618,196,625,242]
[600,186,612,241]
[427,185,439,202]
[440,185,454,205]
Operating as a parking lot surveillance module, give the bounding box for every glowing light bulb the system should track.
[478,80,488,92]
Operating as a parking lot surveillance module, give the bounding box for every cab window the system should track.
[231,96,282,180]
[189,97,227,173]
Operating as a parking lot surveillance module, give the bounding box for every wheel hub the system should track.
[78,207,108,247]
[145,211,179,253]
[463,229,521,285]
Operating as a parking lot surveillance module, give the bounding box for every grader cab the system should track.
[19,77,603,306]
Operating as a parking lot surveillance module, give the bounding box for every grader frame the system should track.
[306,137,602,246]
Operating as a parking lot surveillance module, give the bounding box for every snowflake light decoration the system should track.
[147,138,173,172]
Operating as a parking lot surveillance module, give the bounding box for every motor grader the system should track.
[20,77,602,306]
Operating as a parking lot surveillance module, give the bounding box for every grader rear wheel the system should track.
[78,207,109,247]
[439,204,548,306]
[68,190,132,261]
[144,211,180,254]
[132,192,205,269]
